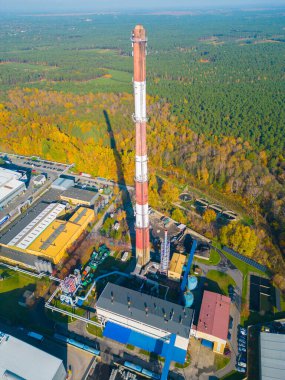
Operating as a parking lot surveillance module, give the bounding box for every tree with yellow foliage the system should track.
[202,209,216,224]
[220,222,258,257]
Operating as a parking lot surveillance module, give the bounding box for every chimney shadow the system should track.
[103,110,136,258]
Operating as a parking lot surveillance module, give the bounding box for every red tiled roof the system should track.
[197,290,231,341]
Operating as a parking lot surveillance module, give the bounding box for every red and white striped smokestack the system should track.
[132,25,150,267]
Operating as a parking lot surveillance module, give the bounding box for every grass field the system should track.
[214,354,230,371]
[0,266,37,324]
[86,317,103,338]
[205,270,236,296]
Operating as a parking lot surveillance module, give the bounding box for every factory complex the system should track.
[97,283,194,364]
[0,167,26,208]
[0,331,66,380]
[2,203,94,264]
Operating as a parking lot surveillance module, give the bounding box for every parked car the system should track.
[238,346,246,353]
[236,366,246,373]
[229,317,233,329]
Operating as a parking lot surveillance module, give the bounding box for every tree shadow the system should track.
[103,110,135,257]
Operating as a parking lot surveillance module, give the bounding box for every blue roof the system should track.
[103,321,187,364]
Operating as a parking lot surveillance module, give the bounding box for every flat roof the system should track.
[96,283,194,339]
[0,167,22,185]
[0,178,25,202]
[197,290,231,341]
[0,189,62,245]
[260,332,285,380]
[8,203,66,250]
[60,187,98,203]
[51,178,74,189]
[169,253,186,275]
[0,331,66,380]
[28,207,94,261]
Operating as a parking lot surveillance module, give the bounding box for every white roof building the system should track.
[260,332,285,380]
[0,168,26,208]
[0,331,66,380]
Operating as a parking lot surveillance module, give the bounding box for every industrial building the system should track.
[2,203,94,264]
[259,332,285,380]
[51,177,74,191]
[168,253,186,281]
[7,203,66,250]
[60,187,99,206]
[96,283,194,363]
[27,207,94,264]
[0,331,66,380]
[0,167,26,208]
[196,290,231,354]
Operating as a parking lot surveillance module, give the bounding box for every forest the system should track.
[0,10,284,286]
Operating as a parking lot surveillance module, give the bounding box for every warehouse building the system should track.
[27,207,94,264]
[96,283,194,363]
[196,290,230,354]
[7,203,66,250]
[0,167,26,208]
[51,177,74,191]
[60,187,99,206]
[0,331,66,380]
[168,253,186,281]
[260,332,285,380]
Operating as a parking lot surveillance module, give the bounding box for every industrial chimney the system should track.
[132,25,150,267]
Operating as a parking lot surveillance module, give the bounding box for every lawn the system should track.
[0,266,38,324]
[205,270,236,296]
[194,248,221,266]
[213,242,268,304]
[86,317,103,337]
[214,354,230,371]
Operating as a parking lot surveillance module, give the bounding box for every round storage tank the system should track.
[188,275,198,290]
[183,291,194,308]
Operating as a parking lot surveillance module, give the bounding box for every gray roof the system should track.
[0,246,38,268]
[60,187,98,204]
[260,332,285,380]
[96,283,193,339]
[51,178,74,190]
[0,331,66,380]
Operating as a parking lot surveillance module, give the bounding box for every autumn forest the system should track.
[0,10,285,287]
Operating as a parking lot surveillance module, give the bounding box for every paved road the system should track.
[193,247,242,379]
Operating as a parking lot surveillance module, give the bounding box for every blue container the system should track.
[184,291,194,307]
[68,338,84,349]
[187,275,198,290]
[124,361,142,373]
[142,368,160,379]
[83,345,100,356]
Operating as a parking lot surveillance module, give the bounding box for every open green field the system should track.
[205,270,236,296]
[0,266,41,324]
[214,354,230,371]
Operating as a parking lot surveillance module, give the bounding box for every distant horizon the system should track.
[1,0,285,14]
